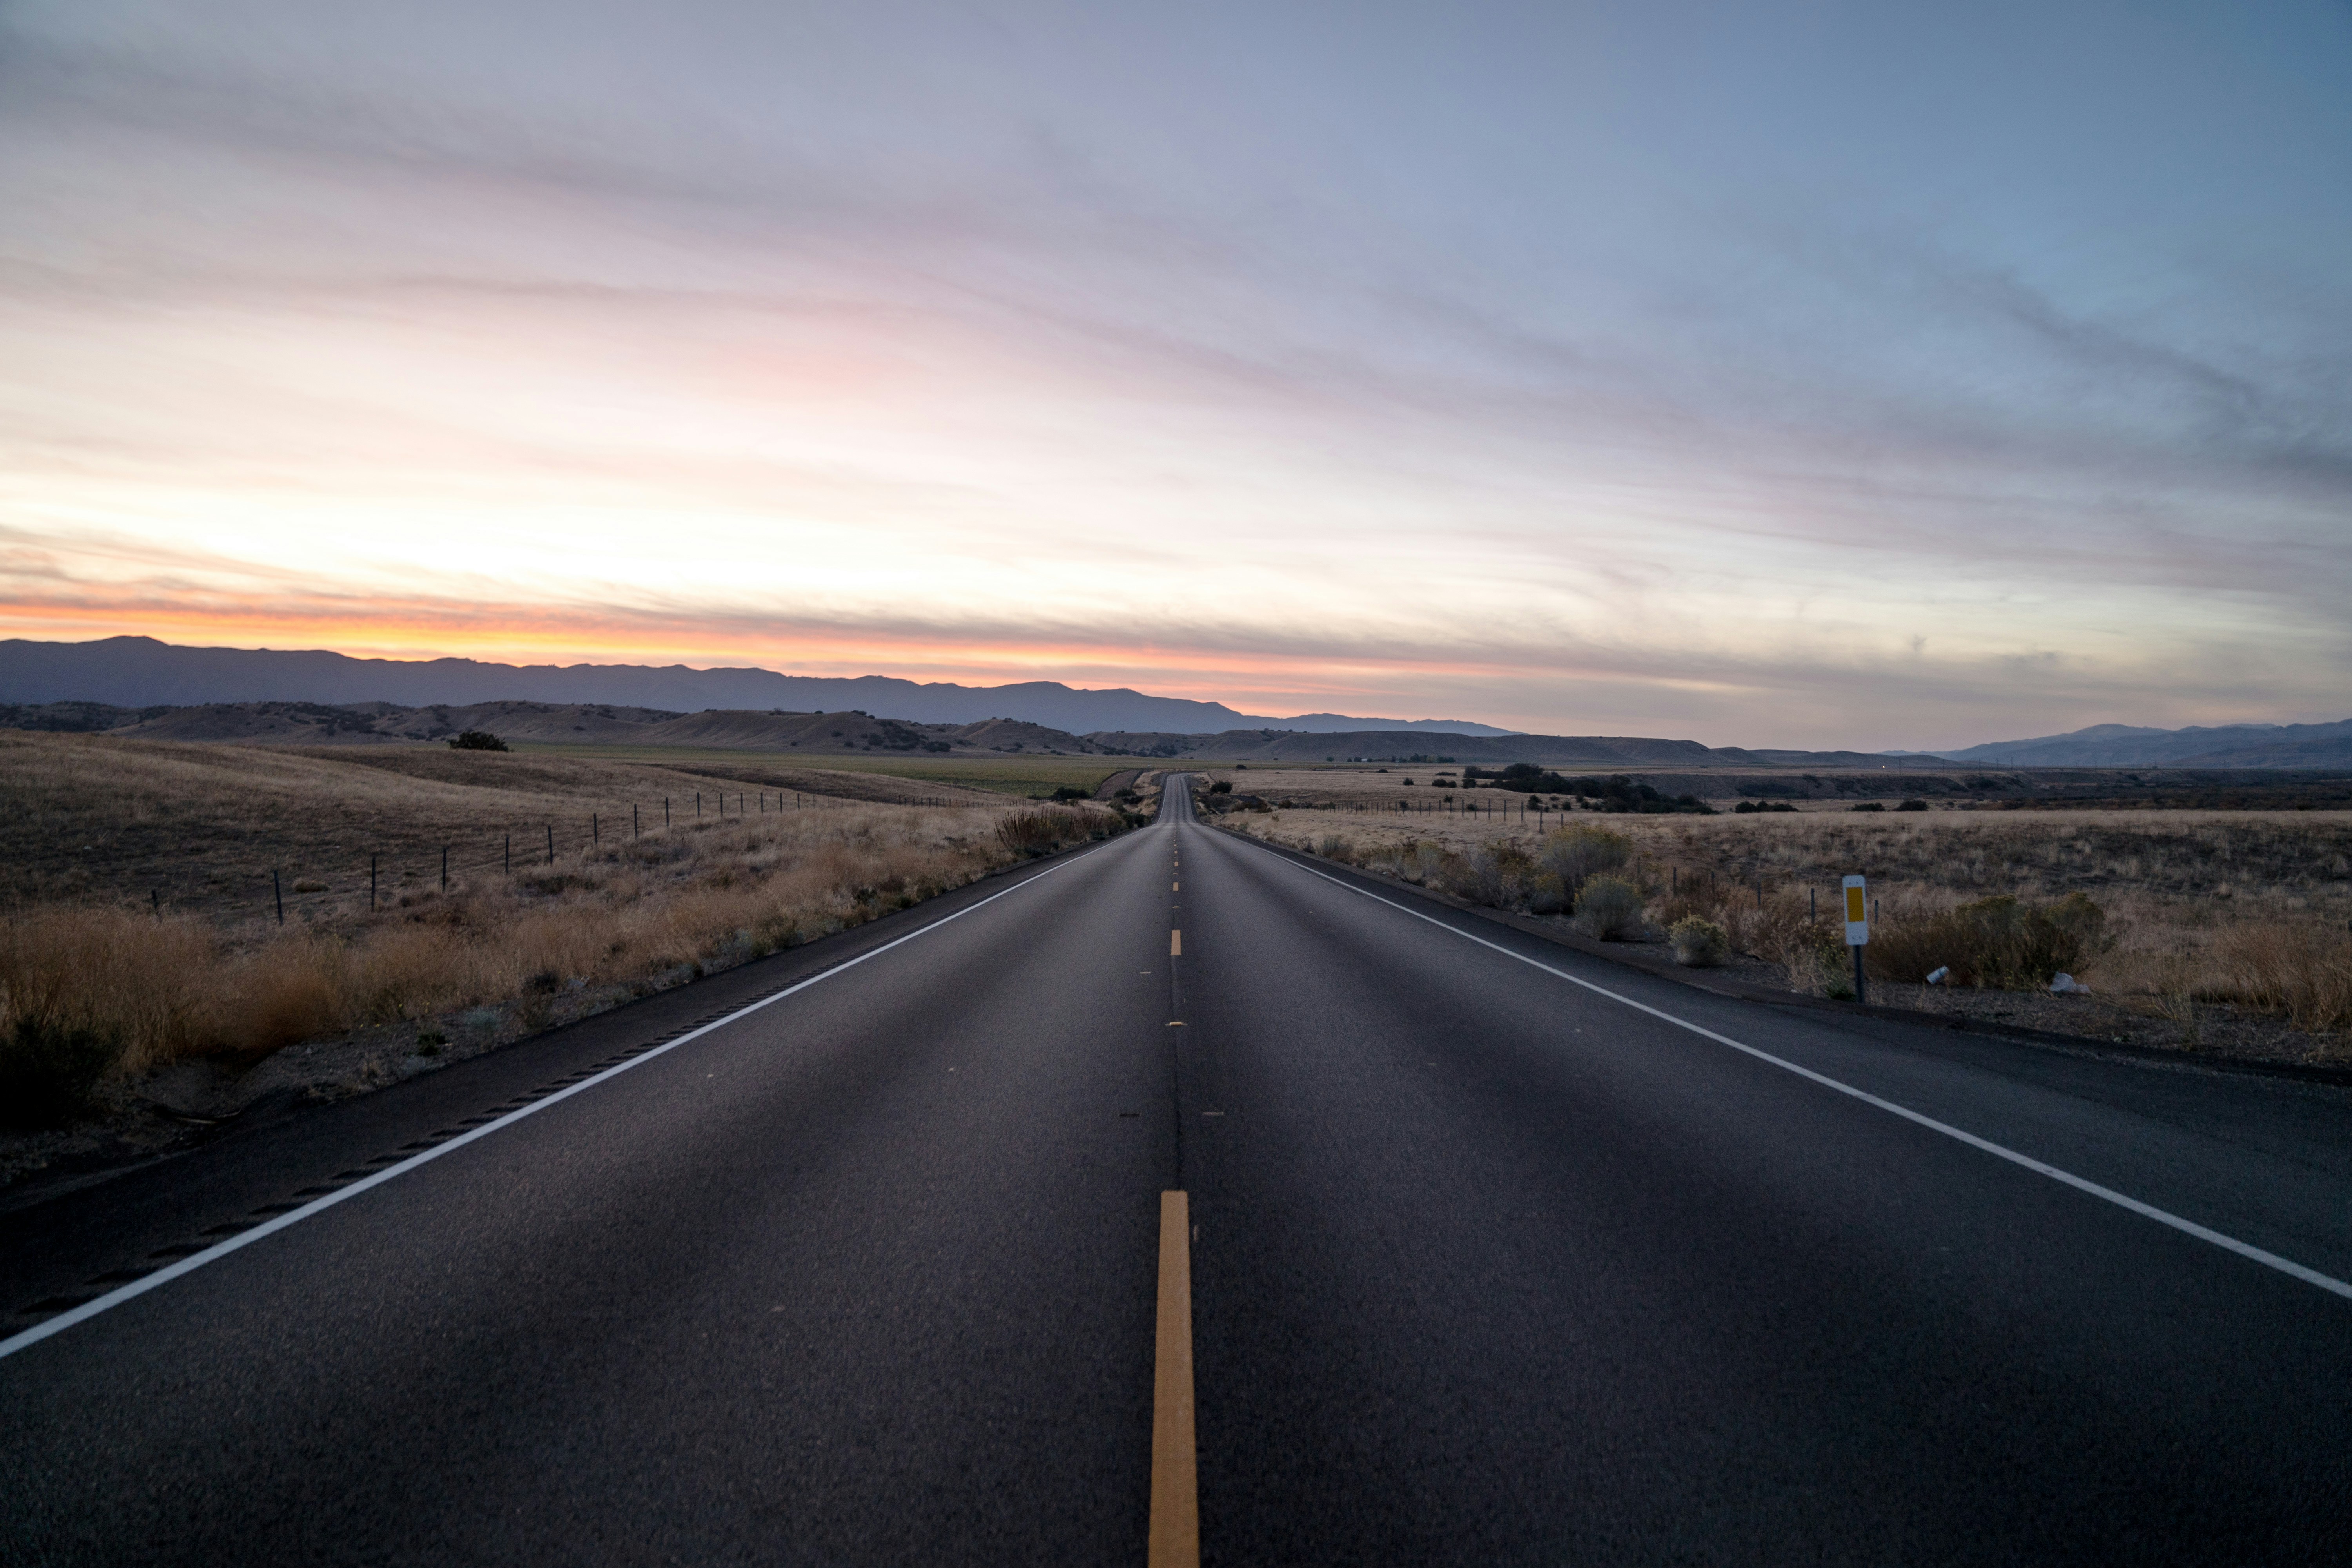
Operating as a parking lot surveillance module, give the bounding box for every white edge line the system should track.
[1244,838,2352,1305]
[0,835,1130,1363]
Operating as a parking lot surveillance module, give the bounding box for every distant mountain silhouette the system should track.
[1927,719,2352,769]
[0,637,1516,737]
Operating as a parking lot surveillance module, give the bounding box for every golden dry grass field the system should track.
[1212,782,2352,1060]
[511,742,1146,799]
[0,733,1141,1136]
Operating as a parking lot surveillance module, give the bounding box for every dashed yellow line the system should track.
[1171,929,1181,956]
[1150,1191,1198,1568]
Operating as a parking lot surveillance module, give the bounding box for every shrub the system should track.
[1526,872,1570,915]
[1207,780,1232,795]
[1868,892,2109,989]
[1044,786,1091,802]
[1316,833,1356,864]
[1537,825,1632,895]
[1895,799,1929,812]
[1446,840,1530,906]
[1848,801,1885,813]
[1668,916,1730,967]
[996,807,1099,857]
[1784,931,1855,998]
[1572,875,1644,940]
[1400,840,1446,886]
[447,730,509,751]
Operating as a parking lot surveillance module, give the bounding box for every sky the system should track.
[1,0,2348,748]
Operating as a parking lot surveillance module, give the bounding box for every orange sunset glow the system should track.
[2,1,2345,746]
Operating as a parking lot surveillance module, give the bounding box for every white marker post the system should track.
[1842,874,1869,1004]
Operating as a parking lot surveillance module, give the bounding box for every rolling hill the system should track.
[0,637,1514,737]
[1930,719,2352,769]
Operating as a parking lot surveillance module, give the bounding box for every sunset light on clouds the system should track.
[2,0,2347,746]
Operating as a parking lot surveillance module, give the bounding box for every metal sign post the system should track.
[1843,874,1869,1004]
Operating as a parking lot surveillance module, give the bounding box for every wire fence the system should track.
[103,788,974,930]
[1225,794,1577,828]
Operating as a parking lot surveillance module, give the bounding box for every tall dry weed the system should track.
[0,797,1132,1117]
[2202,924,2352,1033]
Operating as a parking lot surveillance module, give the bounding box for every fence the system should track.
[106,788,973,930]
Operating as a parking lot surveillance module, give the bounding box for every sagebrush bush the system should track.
[1787,931,1856,998]
[1526,872,1570,915]
[1668,916,1729,967]
[1538,825,1632,895]
[1447,840,1530,906]
[1868,892,2109,989]
[1316,833,1355,864]
[1573,875,1644,940]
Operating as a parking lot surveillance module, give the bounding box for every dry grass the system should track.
[0,733,1131,1125]
[1218,802,2352,1040]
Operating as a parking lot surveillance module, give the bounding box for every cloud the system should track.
[0,1,2347,748]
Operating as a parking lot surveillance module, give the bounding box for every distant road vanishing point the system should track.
[5,780,2350,1562]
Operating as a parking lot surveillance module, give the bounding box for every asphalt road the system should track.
[5,779,2351,1563]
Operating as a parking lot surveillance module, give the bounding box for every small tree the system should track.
[448,730,508,751]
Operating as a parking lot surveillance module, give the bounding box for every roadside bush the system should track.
[1446,840,1530,906]
[1792,933,1858,1000]
[1868,892,2109,989]
[1526,872,1570,915]
[1316,833,1356,864]
[1668,916,1729,967]
[996,807,1099,857]
[447,730,508,751]
[1537,825,1632,896]
[1895,799,1929,812]
[1207,780,1232,795]
[1572,875,1644,940]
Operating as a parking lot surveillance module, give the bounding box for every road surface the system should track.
[4,778,2350,1563]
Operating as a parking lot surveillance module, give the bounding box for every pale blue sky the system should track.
[1,0,2346,745]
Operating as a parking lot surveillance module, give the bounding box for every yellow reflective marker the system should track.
[1842,875,1869,945]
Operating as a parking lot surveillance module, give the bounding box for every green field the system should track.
[511,742,1147,798]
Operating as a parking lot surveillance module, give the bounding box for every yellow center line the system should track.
[1150,1191,1198,1568]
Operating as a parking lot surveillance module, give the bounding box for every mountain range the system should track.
[0,637,1514,737]
[1922,719,2352,769]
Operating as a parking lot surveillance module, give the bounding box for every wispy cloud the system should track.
[1,1,2347,746]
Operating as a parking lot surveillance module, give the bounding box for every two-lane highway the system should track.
[5,778,2350,1562]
